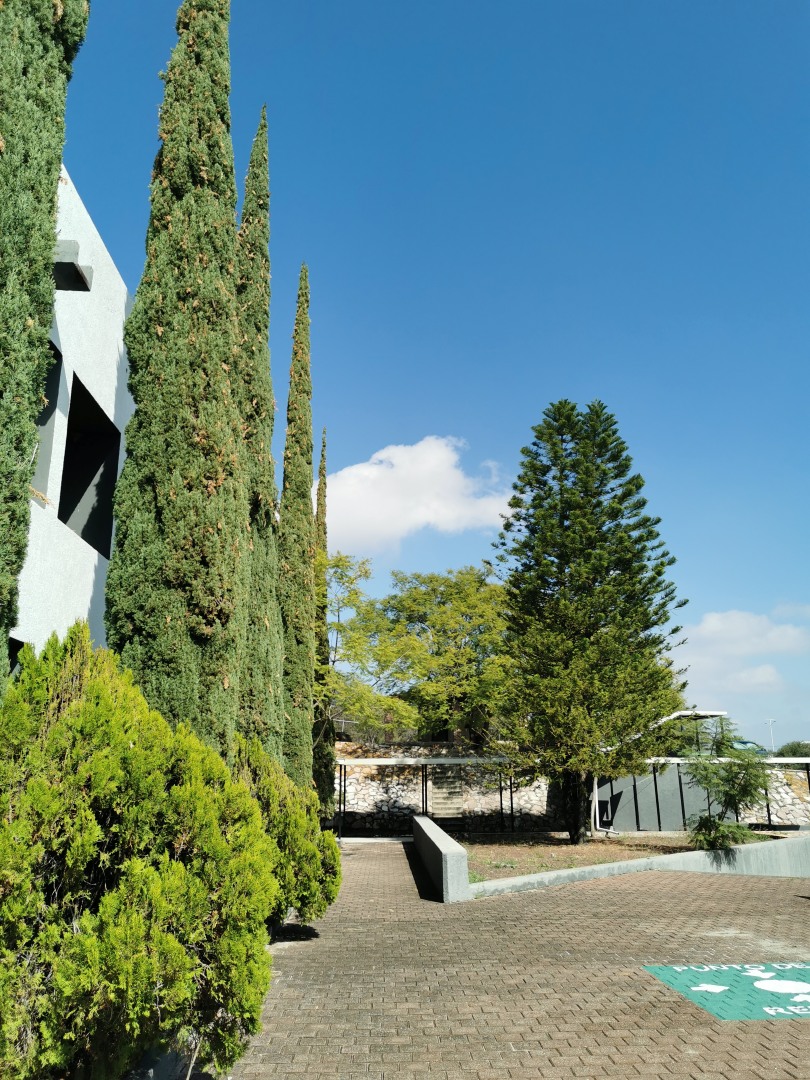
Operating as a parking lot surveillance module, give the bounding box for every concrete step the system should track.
[431,765,463,815]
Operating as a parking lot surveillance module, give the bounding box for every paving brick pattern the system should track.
[231,842,810,1079]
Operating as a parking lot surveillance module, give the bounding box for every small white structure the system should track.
[11,169,133,662]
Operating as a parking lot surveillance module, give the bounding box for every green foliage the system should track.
[688,818,757,851]
[0,624,277,1078]
[686,718,770,850]
[364,566,509,741]
[495,400,686,842]
[278,266,316,786]
[313,429,336,814]
[327,562,507,742]
[105,0,250,755]
[235,108,285,760]
[0,0,89,689]
[776,740,810,758]
[232,735,341,925]
[319,553,420,742]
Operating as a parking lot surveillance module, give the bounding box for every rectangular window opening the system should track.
[8,637,25,678]
[57,375,120,558]
[53,239,92,291]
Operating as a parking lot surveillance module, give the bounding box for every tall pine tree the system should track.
[235,109,284,759]
[105,0,249,755]
[278,266,315,787]
[496,400,686,843]
[313,428,335,814]
[0,0,89,689]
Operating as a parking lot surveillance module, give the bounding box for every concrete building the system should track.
[10,168,133,666]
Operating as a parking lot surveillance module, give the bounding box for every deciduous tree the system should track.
[355,566,508,742]
[320,553,421,742]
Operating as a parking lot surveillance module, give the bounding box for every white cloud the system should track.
[684,610,810,658]
[732,665,784,693]
[325,435,510,554]
[772,602,810,621]
[679,609,810,715]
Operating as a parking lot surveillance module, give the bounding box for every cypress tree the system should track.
[105,0,249,755]
[0,0,89,689]
[313,428,336,814]
[234,109,285,759]
[278,266,315,787]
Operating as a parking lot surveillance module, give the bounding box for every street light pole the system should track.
[766,718,777,753]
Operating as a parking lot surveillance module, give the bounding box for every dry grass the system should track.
[461,831,697,881]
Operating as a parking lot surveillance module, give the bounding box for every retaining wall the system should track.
[336,742,810,834]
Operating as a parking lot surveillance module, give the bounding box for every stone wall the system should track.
[764,770,810,827]
[335,743,810,835]
[335,742,558,833]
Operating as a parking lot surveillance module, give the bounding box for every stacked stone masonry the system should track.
[334,742,810,834]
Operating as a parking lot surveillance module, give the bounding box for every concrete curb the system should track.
[469,833,810,899]
[412,815,471,902]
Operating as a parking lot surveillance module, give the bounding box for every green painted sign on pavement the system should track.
[645,963,810,1020]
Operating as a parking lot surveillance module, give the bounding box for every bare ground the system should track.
[461,831,699,881]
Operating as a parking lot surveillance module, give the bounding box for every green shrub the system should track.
[688,816,756,851]
[0,624,278,1078]
[232,735,341,925]
[687,720,771,851]
[776,740,810,758]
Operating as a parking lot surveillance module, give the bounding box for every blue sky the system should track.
[63,1,809,746]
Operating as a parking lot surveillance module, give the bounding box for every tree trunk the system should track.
[562,770,590,844]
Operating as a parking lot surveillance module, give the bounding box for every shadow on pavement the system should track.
[271,923,320,943]
[403,840,442,903]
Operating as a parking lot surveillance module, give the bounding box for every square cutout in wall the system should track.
[57,375,120,558]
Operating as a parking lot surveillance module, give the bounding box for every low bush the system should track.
[0,625,279,1079]
[688,816,756,851]
[232,735,341,925]
[687,721,770,851]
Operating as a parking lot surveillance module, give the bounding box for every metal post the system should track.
[765,788,772,828]
[652,765,662,832]
[632,775,641,831]
[422,764,428,815]
[677,764,687,830]
[498,772,505,830]
[509,773,514,832]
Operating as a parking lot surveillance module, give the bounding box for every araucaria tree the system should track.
[278,266,316,787]
[496,400,685,843]
[313,428,336,813]
[0,0,89,689]
[105,0,250,754]
[235,109,285,760]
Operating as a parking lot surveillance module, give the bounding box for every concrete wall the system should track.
[598,766,810,831]
[412,815,471,903]
[336,744,810,835]
[13,169,133,653]
[470,834,810,900]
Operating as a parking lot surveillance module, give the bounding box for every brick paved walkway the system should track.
[231,842,810,1079]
